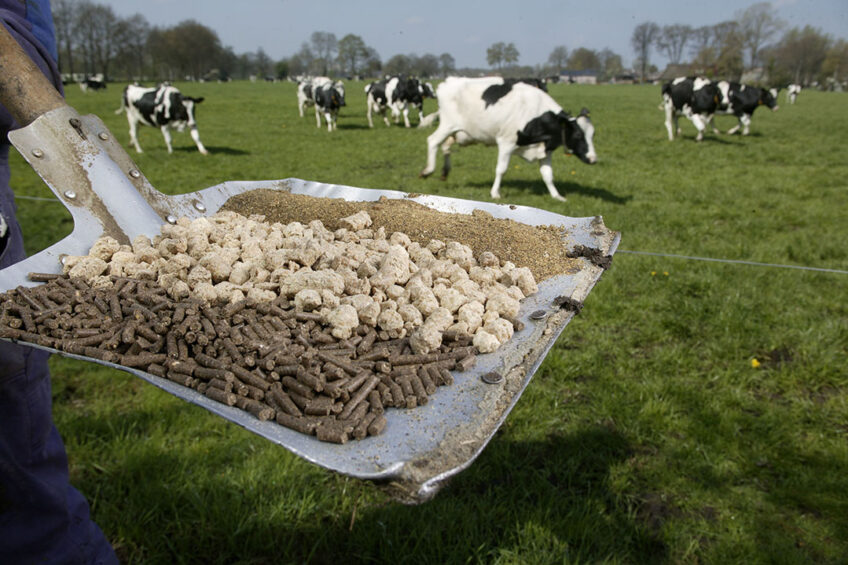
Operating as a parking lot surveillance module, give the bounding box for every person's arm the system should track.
[0,22,65,128]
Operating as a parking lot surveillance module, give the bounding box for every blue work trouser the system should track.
[0,12,119,565]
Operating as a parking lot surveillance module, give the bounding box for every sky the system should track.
[98,0,848,70]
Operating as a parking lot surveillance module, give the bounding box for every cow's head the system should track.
[179,96,204,128]
[334,81,346,105]
[561,108,597,164]
[762,88,779,111]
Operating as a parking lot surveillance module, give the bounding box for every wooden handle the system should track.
[0,23,66,127]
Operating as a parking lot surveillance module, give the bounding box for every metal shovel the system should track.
[0,28,619,502]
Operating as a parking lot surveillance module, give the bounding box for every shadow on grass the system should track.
[465,178,632,204]
[336,123,372,131]
[172,145,250,156]
[67,401,665,563]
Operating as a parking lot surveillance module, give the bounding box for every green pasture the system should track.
[7,80,848,563]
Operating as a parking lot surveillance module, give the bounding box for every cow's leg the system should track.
[402,107,411,128]
[298,99,304,118]
[315,106,322,128]
[539,154,565,201]
[382,109,390,127]
[740,114,752,135]
[366,102,374,128]
[726,118,741,135]
[663,98,675,140]
[127,118,143,153]
[421,124,457,178]
[439,136,456,180]
[190,126,208,155]
[160,125,174,153]
[689,114,707,142]
[490,144,513,200]
[707,114,720,135]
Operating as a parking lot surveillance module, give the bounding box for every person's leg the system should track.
[0,15,119,565]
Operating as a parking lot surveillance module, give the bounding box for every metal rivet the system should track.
[129,169,141,178]
[193,202,206,212]
[98,132,109,140]
[529,310,547,320]
[63,190,76,200]
[166,215,177,224]
[481,372,503,385]
[31,148,44,158]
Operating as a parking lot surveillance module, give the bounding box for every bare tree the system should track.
[632,22,660,81]
[656,24,692,64]
[416,53,440,77]
[336,34,370,77]
[439,52,455,77]
[52,0,78,76]
[114,14,150,80]
[821,39,848,83]
[773,26,831,84]
[548,45,569,71]
[599,48,623,80]
[310,31,338,75]
[75,1,122,77]
[737,2,784,69]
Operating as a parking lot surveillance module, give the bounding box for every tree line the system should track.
[630,2,848,86]
[52,0,627,83]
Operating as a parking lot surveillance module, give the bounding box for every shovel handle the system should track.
[0,23,66,127]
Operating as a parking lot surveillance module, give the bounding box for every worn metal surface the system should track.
[1,108,619,502]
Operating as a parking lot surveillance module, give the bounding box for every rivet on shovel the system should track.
[193,201,206,212]
[63,190,76,200]
[31,148,44,158]
[98,132,109,141]
[481,372,503,385]
[529,310,547,320]
[166,215,177,224]
[129,169,141,179]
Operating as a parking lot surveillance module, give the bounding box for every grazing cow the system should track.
[365,75,431,128]
[662,76,726,141]
[419,77,596,201]
[710,81,779,136]
[116,83,208,155]
[313,81,346,131]
[786,83,801,104]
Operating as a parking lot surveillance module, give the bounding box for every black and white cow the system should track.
[365,75,431,128]
[711,81,779,136]
[116,83,208,155]
[419,77,597,201]
[786,83,801,104]
[79,74,106,92]
[662,76,725,141]
[313,81,346,131]
[297,76,345,129]
[663,76,778,140]
[296,76,330,117]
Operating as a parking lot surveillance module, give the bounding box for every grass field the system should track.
[7,79,848,564]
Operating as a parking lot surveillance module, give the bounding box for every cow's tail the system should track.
[115,88,127,114]
[418,111,439,128]
[658,82,671,110]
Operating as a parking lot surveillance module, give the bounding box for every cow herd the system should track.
[102,73,798,201]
